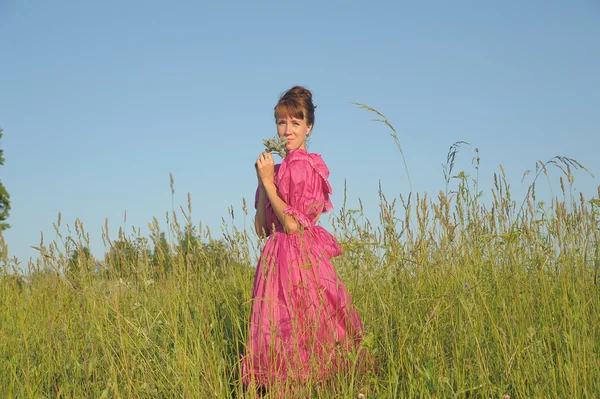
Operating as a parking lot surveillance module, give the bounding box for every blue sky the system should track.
[1,0,599,266]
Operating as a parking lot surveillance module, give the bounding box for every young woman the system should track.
[242,86,364,390]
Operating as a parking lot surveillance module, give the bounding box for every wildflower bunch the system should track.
[263,136,288,158]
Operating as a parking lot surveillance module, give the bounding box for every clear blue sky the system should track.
[1,0,599,266]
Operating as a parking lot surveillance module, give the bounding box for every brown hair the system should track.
[274,86,316,127]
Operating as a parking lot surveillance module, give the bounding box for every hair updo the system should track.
[274,86,316,127]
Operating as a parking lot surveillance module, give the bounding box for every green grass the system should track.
[1,113,599,398]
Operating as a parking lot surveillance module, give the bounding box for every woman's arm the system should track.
[255,151,300,235]
[262,181,299,235]
[254,186,268,237]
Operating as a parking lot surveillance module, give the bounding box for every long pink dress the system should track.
[242,148,364,387]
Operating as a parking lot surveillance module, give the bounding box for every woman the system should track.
[242,86,364,390]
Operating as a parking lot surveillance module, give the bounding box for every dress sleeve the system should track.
[277,159,332,228]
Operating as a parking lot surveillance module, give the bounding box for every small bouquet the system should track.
[263,136,288,158]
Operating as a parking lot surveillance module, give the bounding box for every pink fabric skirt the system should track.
[241,227,364,387]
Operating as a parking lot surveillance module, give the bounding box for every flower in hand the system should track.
[263,136,288,158]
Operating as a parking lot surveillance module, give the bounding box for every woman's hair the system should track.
[274,86,316,127]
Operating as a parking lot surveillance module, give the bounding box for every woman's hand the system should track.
[255,151,275,187]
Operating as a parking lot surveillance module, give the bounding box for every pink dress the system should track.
[242,148,364,387]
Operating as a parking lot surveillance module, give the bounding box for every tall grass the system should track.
[1,111,599,397]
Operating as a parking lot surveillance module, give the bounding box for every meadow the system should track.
[1,113,599,398]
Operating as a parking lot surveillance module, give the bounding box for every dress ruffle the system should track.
[283,204,313,229]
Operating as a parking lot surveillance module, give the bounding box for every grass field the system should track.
[1,115,599,398]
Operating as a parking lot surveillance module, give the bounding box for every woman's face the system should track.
[276,114,312,152]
